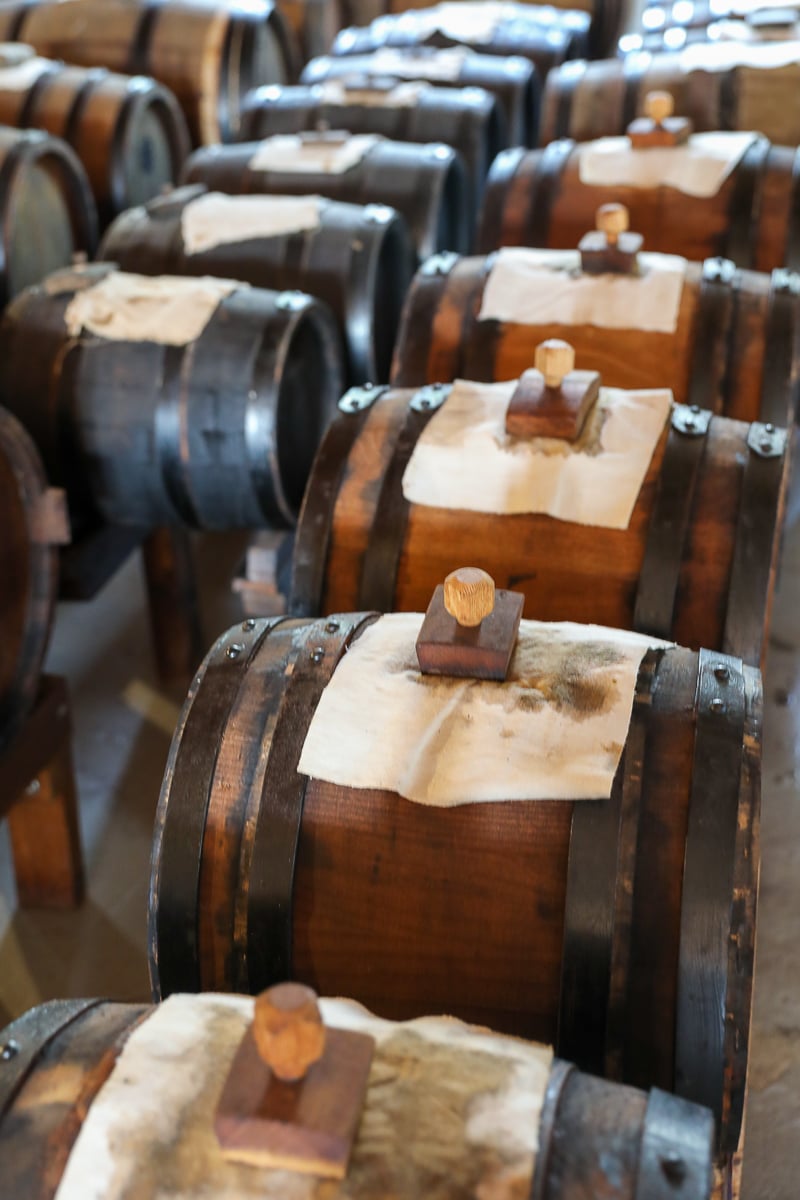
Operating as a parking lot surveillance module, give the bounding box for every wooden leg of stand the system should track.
[7,738,84,909]
[142,526,204,685]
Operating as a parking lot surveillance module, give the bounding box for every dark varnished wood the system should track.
[415,584,523,680]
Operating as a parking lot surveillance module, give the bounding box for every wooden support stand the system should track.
[0,677,84,909]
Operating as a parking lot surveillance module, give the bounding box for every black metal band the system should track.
[523,137,573,248]
[723,422,788,665]
[16,62,60,129]
[718,65,738,132]
[0,1000,102,1119]
[130,0,164,76]
[528,1060,576,1200]
[358,385,447,611]
[62,68,108,148]
[462,254,501,380]
[245,613,377,991]
[687,257,739,414]
[635,1088,716,1200]
[674,648,747,1143]
[153,342,201,527]
[622,55,649,129]
[724,136,770,269]
[759,269,800,427]
[633,406,711,641]
[476,147,525,255]
[553,61,586,140]
[557,648,662,1076]
[289,385,387,618]
[150,619,278,999]
[784,148,800,272]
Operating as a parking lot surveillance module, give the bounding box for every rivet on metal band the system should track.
[409,383,449,413]
[337,384,387,414]
[421,251,460,277]
[275,290,309,312]
[671,405,712,437]
[702,257,737,286]
[771,267,800,296]
[746,421,787,459]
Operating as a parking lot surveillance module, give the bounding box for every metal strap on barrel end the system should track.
[759,268,800,427]
[622,52,652,129]
[0,999,103,1120]
[552,59,586,140]
[420,250,460,277]
[724,135,770,269]
[784,148,800,273]
[523,138,574,248]
[528,1061,576,1200]
[338,383,387,414]
[635,1088,715,1200]
[687,257,738,416]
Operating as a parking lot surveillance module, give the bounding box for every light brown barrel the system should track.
[478,137,800,273]
[0,995,716,1200]
[5,0,298,144]
[391,250,800,427]
[541,47,800,147]
[147,612,760,1190]
[0,125,97,303]
[0,263,344,533]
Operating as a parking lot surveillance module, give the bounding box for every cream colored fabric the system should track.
[578,131,757,197]
[366,46,470,81]
[0,54,51,91]
[53,993,552,1200]
[63,272,239,345]
[402,379,671,528]
[409,2,517,42]
[249,132,382,174]
[181,192,322,254]
[680,38,800,69]
[478,247,687,334]
[315,78,431,106]
[709,16,800,40]
[299,614,669,805]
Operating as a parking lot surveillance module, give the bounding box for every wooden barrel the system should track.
[184,133,468,262]
[147,610,760,1185]
[276,0,345,68]
[330,5,592,81]
[0,125,97,304]
[239,80,507,231]
[0,263,344,532]
[100,184,414,384]
[0,407,59,749]
[4,0,298,144]
[477,134,800,272]
[0,49,190,225]
[541,46,800,147]
[620,4,800,55]
[390,249,800,427]
[301,47,541,147]
[0,994,716,1200]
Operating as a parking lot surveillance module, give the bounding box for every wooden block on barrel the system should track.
[580,203,642,274]
[215,983,373,1177]
[416,568,523,681]
[506,340,600,439]
[628,90,692,148]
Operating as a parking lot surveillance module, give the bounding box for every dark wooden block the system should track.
[506,367,601,440]
[579,229,643,275]
[215,1025,374,1177]
[416,585,524,681]
[628,115,692,148]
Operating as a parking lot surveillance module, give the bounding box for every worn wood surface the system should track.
[415,583,523,679]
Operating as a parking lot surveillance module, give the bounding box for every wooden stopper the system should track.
[644,90,674,124]
[534,339,575,389]
[596,203,629,247]
[253,983,326,1083]
[443,567,495,628]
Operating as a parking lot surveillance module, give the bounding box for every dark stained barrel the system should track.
[100,184,414,383]
[0,48,190,225]
[619,4,800,55]
[301,47,541,146]
[477,136,800,273]
[183,133,469,261]
[541,47,800,147]
[147,610,760,1192]
[390,250,800,427]
[0,263,344,532]
[0,407,59,749]
[0,125,97,304]
[239,79,507,229]
[0,996,716,1200]
[2,0,299,144]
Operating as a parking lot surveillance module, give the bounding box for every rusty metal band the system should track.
[784,148,800,272]
[724,136,770,268]
[528,1060,576,1200]
[687,258,739,414]
[289,386,387,618]
[723,423,788,665]
[245,614,377,991]
[152,619,278,998]
[635,1088,716,1200]
[674,648,747,1144]
[357,385,448,612]
[523,137,574,248]
[476,146,526,255]
[0,999,103,1120]
[557,649,661,1076]
[759,269,800,426]
[553,61,586,140]
[633,407,711,641]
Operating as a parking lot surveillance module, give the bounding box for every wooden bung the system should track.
[580,203,642,273]
[253,982,326,1082]
[443,566,495,627]
[416,568,523,681]
[629,89,692,148]
[506,339,601,440]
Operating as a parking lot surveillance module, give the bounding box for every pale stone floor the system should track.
[0,528,797,1196]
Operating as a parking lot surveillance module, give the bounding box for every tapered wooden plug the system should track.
[505,340,600,440]
[628,89,692,148]
[215,983,374,1177]
[416,567,524,682]
[579,203,643,275]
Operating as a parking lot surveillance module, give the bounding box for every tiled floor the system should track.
[0,527,797,1194]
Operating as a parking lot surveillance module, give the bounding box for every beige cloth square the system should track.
[680,38,800,69]
[315,78,431,106]
[249,132,383,174]
[478,247,687,333]
[402,379,671,528]
[367,46,470,81]
[579,131,758,197]
[299,613,669,806]
[0,55,51,91]
[63,272,239,345]
[181,192,322,254]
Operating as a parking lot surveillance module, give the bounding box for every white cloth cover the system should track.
[181,191,322,254]
[63,272,239,345]
[578,131,758,197]
[402,379,671,528]
[365,46,470,81]
[299,613,669,806]
[0,55,51,91]
[249,132,382,174]
[478,247,687,334]
[53,993,552,1200]
[314,78,431,106]
[680,37,800,69]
